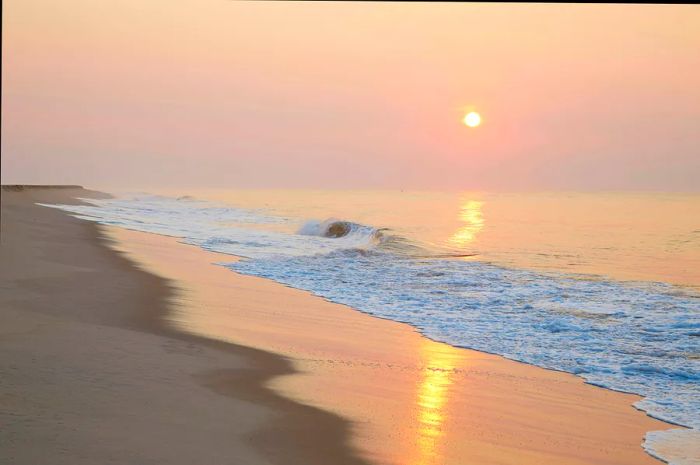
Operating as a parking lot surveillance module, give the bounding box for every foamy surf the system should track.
[44,193,700,465]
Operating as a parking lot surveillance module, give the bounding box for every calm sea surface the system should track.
[158,189,700,287]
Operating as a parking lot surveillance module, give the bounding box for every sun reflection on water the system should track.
[449,200,484,248]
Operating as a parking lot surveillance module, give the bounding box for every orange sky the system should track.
[2,1,699,190]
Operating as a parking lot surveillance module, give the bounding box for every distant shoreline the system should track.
[2,184,85,190]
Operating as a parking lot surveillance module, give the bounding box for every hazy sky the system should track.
[2,1,699,190]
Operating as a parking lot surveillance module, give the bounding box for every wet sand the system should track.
[1,186,674,465]
[105,217,674,464]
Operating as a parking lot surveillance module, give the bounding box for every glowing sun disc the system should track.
[463,112,481,128]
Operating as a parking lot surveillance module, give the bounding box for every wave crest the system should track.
[299,218,384,245]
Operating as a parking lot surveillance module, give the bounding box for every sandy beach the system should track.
[0,186,675,464]
[0,186,367,465]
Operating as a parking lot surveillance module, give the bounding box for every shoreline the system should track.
[1,186,678,464]
[103,214,675,463]
[0,186,368,465]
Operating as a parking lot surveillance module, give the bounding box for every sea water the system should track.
[45,190,700,464]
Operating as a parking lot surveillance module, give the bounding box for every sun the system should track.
[463,111,481,128]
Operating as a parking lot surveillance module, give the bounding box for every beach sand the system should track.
[1,187,674,465]
[0,186,366,465]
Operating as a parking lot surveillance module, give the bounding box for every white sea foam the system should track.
[43,194,700,464]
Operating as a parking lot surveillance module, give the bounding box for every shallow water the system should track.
[47,189,700,464]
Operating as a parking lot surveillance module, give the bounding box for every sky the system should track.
[2,1,699,191]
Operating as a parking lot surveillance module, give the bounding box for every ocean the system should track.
[46,189,700,464]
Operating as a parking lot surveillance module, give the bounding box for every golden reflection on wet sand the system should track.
[413,341,461,465]
[106,226,674,465]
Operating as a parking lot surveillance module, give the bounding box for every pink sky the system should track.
[2,1,699,190]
